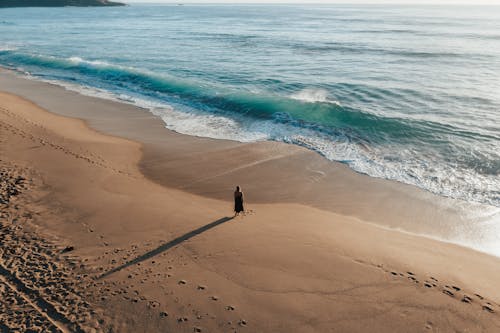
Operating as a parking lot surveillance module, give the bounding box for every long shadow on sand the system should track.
[99,216,234,279]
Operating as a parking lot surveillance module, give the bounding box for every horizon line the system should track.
[124,2,500,5]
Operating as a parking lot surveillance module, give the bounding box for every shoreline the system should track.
[1,68,499,258]
[1,74,500,331]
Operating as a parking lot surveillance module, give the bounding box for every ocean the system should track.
[1,4,499,208]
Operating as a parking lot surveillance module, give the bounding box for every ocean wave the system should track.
[290,41,490,60]
[0,52,473,144]
[354,28,500,41]
[0,52,491,142]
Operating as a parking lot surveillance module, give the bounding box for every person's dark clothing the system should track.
[234,191,244,213]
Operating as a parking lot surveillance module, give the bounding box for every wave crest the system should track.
[0,45,18,52]
[290,88,340,105]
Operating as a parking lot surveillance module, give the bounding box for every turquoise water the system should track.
[1,4,499,207]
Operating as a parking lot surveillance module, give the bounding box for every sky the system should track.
[125,0,500,4]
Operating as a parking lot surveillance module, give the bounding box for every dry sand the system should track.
[1,71,500,332]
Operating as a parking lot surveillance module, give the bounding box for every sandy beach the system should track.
[1,70,500,332]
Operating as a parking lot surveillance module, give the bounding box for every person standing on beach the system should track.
[234,186,244,216]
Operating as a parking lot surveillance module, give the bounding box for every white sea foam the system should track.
[290,88,340,105]
[0,45,18,52]
[151,106,268,143]
[68,56,111,67]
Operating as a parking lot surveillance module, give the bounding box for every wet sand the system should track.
[1,70,500,332]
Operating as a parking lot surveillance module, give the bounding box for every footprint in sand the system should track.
[482,305,495,313]
[148,301,160,309]
[461,295,472,304]
[443,290,454,297]
[407,276,419,283]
